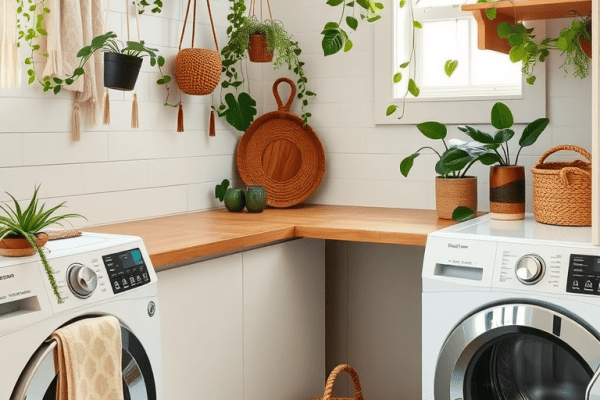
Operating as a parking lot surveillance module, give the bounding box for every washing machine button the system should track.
[515,254,545,285]
[67,263,98,298]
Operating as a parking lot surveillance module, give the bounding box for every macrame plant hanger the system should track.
[102,0,142,128]
[248,0,274,22]
[177,0,220,133]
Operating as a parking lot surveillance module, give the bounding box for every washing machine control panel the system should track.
[102,248,151,294]
[566,254,600,296]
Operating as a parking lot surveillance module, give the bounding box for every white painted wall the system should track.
[0,0,240,227]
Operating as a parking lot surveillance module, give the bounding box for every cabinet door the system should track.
[158,253,244,400]
[243,238,325,400]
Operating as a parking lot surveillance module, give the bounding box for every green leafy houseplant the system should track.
[457,102,550,166]
[400,122,500,179]
[136,0,163,14]
[215,0,315,132]
[26,31,174,104]
[0,186,84,303]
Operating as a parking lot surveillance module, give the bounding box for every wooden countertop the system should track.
[87,205,457,271]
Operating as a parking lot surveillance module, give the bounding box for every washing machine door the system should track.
[434,303,600,400]
[10,324,156,400]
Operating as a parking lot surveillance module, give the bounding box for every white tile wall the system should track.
[0,5,593,226]
[0,0,241,226]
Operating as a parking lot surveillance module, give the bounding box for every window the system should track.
[374,0,546,125]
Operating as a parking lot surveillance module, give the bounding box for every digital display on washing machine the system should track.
[103,248,151,294]
[567,254,600,295]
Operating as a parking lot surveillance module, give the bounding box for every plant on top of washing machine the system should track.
[0,186,84,303]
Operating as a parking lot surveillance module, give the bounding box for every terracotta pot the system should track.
[490,165,525,220]
[0,232,48,257]
[580,21,592,59]
[435,176,478,220]
[248,34,273,63]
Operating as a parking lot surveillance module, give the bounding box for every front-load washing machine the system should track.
[2,232,162,400]
[423,215,600,400]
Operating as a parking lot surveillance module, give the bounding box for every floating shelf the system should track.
[462,0,592,53]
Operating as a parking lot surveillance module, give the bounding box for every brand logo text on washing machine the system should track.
[448,244,468,249]
[0,274,15,280]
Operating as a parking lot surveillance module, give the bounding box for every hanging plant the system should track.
[16,0,51,85]
[215,0,315,132]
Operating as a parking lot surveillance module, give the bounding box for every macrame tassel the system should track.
[131,93,139,128]
[177,103,184,132]
[102,88,111,125]
[209,110,216,136]
[72,104,81,141]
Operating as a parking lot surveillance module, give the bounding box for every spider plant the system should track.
[0,186,85,304]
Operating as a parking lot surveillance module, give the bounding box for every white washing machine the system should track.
[423,214,600,400]
[2,232,162,400]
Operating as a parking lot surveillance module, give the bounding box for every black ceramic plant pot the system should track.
[104,52,143,91]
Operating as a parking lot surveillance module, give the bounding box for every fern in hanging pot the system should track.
[0,186,85,304]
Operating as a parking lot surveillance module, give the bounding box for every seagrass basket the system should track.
[309,364,369,400]
[532,145,591,226]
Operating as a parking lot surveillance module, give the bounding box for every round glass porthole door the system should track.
[11,324,156,400]
[434,304,600,400]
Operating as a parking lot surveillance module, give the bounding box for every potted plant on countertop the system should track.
[400,122,500,220]
[215,0,315,132]
[0,186,84,304]
[457,102,549,221]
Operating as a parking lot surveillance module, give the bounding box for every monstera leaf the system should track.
[220,92,258,132]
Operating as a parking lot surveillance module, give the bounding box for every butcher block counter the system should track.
[87,204,458,271]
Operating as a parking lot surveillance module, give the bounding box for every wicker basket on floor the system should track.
[309,364,368,400]
[532,144,592,226]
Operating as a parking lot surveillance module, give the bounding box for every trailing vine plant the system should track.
[16,0,50,85]
[214,0,315,132]
[136,0,163,14]
[322,0,458,120]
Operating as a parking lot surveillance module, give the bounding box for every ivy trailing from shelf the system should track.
[214,0,315,132]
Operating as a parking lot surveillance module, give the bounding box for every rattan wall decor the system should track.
[236,77,326,208]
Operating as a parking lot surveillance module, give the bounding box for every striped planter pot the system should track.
[490,165,525,220]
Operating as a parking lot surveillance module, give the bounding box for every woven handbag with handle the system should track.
[174,0,222,96]
[309,364,368,400]
[532,144,592,226]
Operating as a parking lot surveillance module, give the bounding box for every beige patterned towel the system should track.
[52,316,124,400]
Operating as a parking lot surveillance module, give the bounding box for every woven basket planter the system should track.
[435,176,477,220]
[0,232,48,257]
[532,145,591,226]
[309,364,369,400]
[248,34,273,62]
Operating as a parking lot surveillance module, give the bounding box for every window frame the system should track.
[373,3,547,125]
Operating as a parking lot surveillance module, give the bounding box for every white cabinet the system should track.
[158,238,325,400]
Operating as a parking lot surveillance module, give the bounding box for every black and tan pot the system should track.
[435,176,478,220]
[248,34,273,63]
[104,52,143,91]
[490,165,525,220]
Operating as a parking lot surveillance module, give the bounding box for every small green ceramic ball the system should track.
[224,188,245,212]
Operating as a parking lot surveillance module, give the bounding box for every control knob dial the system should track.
[515,254,545,285]
[67,263,98,298]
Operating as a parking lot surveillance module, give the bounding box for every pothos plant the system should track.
[16,0,50,85]
[136,0,163,14]
[214,0,315,132]
[323,0,459,120]
[480,0,591,84]
[0,186,84,304]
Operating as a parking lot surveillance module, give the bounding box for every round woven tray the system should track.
[532,144,591,226]
[237,77,325,208]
